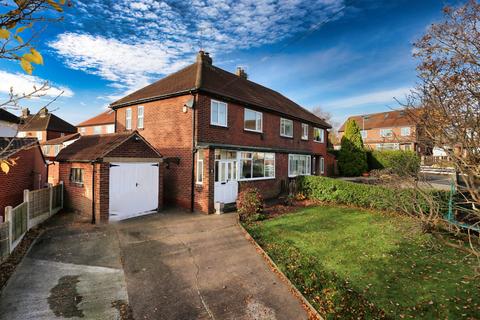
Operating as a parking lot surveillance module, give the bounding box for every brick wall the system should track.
[0,145,47,218]
[105,135,159,158]
[60,162,94,220]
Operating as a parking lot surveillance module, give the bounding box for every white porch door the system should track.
[109,162,159,221]
[214,160,238,204]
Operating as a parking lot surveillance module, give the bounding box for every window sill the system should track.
[313,140,324,143]
[238,177,276,182]
[301,137,308,141]
[244,128,262,134]
[210,124,229,129]
[280,134,293,139]
[70,182,84,187]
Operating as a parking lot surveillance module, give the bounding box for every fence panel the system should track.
[28,188,50,219]
[52,184,63,209]
[0,222,9,261]
[12,202,28,242]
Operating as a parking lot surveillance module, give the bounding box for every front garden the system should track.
[246,205,480,319]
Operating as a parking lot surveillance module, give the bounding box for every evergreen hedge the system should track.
[367,150,420,175]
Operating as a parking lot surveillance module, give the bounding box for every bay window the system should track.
[288,154,311,177]
[244,108,262,132]
[280,118,293,137]
[240,152,275,180]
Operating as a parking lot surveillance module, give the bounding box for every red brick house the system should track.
[77,110,115,135]
[337,109,431,154]
[17,107,77,143]
[0,138,47,220]
[110,51,331,214]
[0,108,19,137]
[42,133,80,184]
[56,131,163,223]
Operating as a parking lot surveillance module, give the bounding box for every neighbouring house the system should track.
[17,107,77,143]
[77,109,115,135]
[0,109,19,137]
[42,133,80,184]
[110,50,332,214]
[56,131,163,223]
[0,137,47,220]
[337,109,431,154]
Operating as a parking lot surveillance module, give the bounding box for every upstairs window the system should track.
[70,168,84,184]
[301,124,308,140]
[401,127,410,136]
[138,106,144,129]
[313,128,324,143]
[380,128,393,137]
[54,144,60,156]
[244,108,262,132]
[79,127,86,135]
[126,108,132,130]
[361,130,367,139]
[43,145,50,154]
[36,131,43,141]
[106,124,114,134]
[94,126,102,134]
[211,100,228,127]
[280,118,293,137]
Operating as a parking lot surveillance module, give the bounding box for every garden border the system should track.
[236,217,324,320]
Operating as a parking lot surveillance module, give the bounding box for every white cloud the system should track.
[323,87,412,109]
[0,70,74,98]
[50,0,346,94]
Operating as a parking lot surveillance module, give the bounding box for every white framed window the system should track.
[210,100,228,127]
[79,127,86,135]
[320,157,325,174]
[36,131,43,141]
[106,124,114,134]
[137,106,144,129]
[280,118,293,137]
[60,133,65,137]
[244,108,262,132]
[376,143,399,150]
[240,152,275,180]
[361,130,367,139]
[54,144,60,156]
[301,123,308,140]
[43,145,50,154]
[313,128,324,143]
[380,128,393,137]
[196,150,204,185]
[70,168,84,184]
[93,126,102,134]
[125,108,132,130]
[288,154,311,177]
[17,131,26,138]
[401,127,410,136]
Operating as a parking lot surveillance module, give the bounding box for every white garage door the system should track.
[109,162,159,221]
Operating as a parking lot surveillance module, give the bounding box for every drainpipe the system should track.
[91,161,96,224]
[190,93,197,212]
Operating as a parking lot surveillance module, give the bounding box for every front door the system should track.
[214,160,238,204]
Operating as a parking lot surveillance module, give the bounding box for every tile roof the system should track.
[338,109,418,132]
[0,109,19,124]
[111,51,331,128]
[42,133,80,146]
[56,131,161,162]
[77,110,115,127]
[0,137,39,159]
[19,109,77,133]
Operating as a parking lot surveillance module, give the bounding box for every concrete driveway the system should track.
[0,210,308,320]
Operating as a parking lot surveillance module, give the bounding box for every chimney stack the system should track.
[197,50,212,65]
[21,108,30,118]
[39,107,48,117]
[236,67,248,79]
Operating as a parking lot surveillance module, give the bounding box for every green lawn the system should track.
[246,206,479,319]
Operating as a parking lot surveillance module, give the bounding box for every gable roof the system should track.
[338,110,417,132]
[19,110,77,133]
[111,51,331,128]
[0,137,42,159]
[0,109,19,124]
[56,131,162,162]
[77,110,115,127]
[42,133,80,146]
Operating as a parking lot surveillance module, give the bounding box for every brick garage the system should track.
[56,131,163,223]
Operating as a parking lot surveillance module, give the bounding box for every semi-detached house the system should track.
[110,51,332,214]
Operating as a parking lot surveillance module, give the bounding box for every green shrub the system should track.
[338,119,368,176]
[367,150,420,176]
[297,176,448,214]
[237,188,264,222]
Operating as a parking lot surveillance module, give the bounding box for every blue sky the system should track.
[0,0,464,128]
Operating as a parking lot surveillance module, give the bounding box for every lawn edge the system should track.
[236,217,324,320]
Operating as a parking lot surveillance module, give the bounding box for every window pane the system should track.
[241,160,252,179]
[252,153,265,178]
[215,161,219,181]
[265,159,274,177]
[244,109,256,130]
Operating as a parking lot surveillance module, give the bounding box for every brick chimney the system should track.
[197,50,212,65]
[236,67,248,79]
[21,108,30,118]
[39,107,48,117]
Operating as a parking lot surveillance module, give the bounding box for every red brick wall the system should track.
[59,162,94,219]
[0,145,47,219]
[115,95,194,208]
[105,135,159,158]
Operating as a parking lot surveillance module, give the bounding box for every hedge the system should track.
[297,175,449,214]
[367,150,420,175]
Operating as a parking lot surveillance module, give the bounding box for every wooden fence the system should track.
[0,182,63,262]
